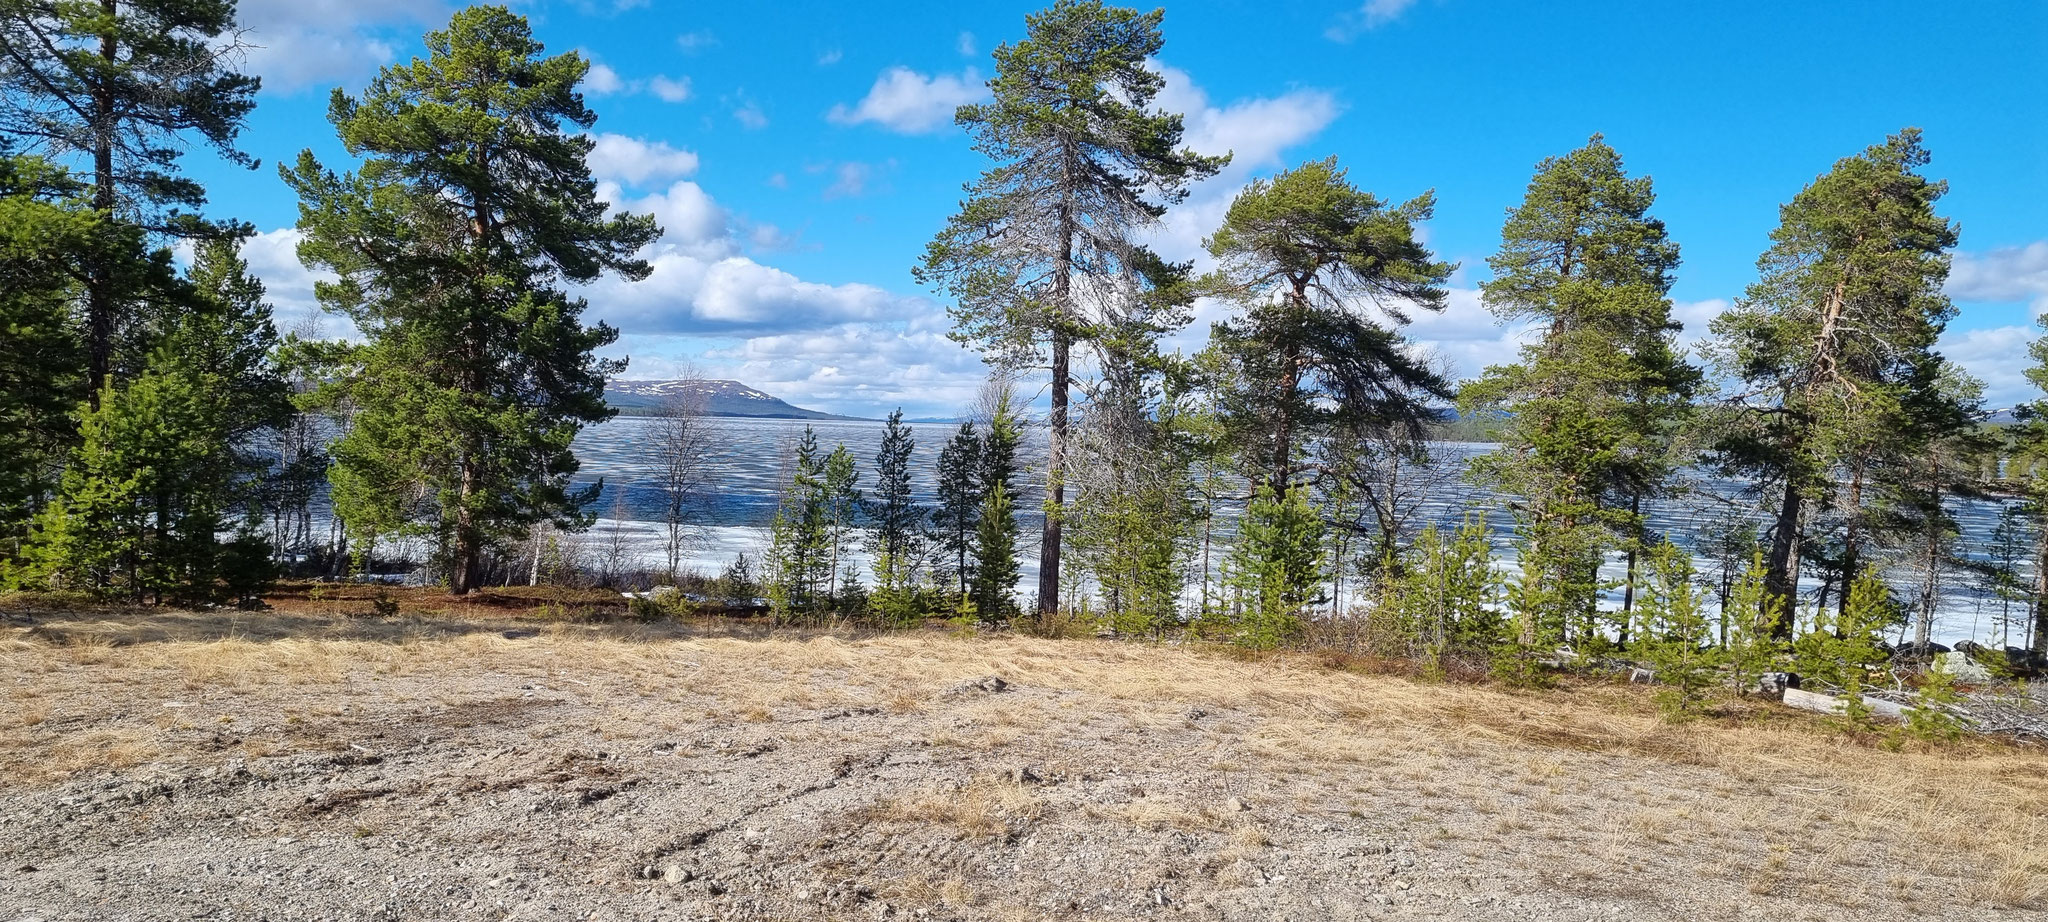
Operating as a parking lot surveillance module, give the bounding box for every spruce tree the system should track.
[1202,156,1454,496]
[1707,129,1958,633]
[0,0,261,396]
[0,154,93,543]
[932,421,984,599]
[917,0,1227,618]
[1463,136,1697,649]
[283,6,659,594]
[822,444,861,607]
[767,426,833,612]
[969,384,1024,622]
[866,409,921,593]
[972,482,1020,624]
[23,237,288,603]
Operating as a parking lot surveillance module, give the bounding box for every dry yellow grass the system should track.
[2,606,2044,916]
[863,776,1045,841]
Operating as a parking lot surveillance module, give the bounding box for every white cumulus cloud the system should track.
[1949,240,2048,310]
[584,62,629,96]
[235,0,444,93]
[586,134,700,187]
[828,66,987,134]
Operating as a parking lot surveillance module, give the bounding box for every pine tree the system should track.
[1464,136,1698,651]
[1980,503,2032,648]
[1382,516,1505,671]
[0,0,260,397]
[283,6,659,594]
[1724,551,1788,697]
[1884,364,1989,648]
[1633,541,1719,719]
[932,421,984,600]
[1201,156,1454,496]
[1792,568,1897,727]
[1224,484,1325,650]
[917,0,1227,618]
[1068,357,1199,638]
[1902,655,1967,742]
[2011,312,2048,651]
[1707,129,1958,634]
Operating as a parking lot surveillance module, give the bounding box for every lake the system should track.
[562,416,2031,646]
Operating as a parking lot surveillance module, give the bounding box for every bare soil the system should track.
[2,601,2043,921]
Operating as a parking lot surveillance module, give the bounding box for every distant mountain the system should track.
[606,379,870,421]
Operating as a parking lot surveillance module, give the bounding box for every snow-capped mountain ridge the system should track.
[605,379,867,421]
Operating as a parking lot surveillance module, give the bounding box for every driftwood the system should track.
[1779,686,2048,742]
[1781,688,1914,720]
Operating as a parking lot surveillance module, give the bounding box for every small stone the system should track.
[662,865,691,883]
[1225,797,1248,812]
[1757,672,1801,698]
[945,675,1009,696]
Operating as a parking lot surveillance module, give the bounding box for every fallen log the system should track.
[1780,687,1913,720]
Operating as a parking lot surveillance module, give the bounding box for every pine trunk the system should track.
[86,1,118,407]
[1037,172,1076,619]
[1764,480,1802,639]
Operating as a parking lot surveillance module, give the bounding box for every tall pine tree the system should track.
[1202,156,1454,496]
[1707,129,1958,633]
[917,0,1226,618]
[0,0,260,397]
[1463,136,1697,647]
[283,6,658,593]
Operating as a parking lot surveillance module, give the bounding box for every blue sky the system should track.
[193,0,2048,418]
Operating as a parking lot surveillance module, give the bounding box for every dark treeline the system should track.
[0,3,2041,723]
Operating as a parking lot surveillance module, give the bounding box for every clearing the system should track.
[1,599,2043,921]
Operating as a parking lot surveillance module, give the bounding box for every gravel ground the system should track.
[2,608,2044,921]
